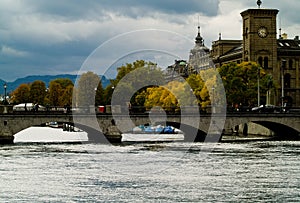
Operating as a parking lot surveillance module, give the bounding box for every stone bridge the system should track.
[0,112,299,144]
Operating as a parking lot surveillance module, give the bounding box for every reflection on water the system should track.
[2,129,300,202]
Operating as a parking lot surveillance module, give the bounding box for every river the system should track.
[0,128,299,202]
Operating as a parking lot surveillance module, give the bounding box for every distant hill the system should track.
[0,74,111,95]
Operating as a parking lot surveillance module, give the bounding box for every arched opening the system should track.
[128,121,211,142]
[258,56,263,67]
[252,121,300,140]
[163,121,223,142]
[264,57,268,69]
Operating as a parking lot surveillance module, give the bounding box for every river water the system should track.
[1,129,299,202]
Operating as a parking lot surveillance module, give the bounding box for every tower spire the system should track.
[195,26,204,46]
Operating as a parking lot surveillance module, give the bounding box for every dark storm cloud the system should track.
[25,0,220,18]
[0,0,221,81]
[2,0,299,82]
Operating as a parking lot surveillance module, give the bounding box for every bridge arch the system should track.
[165,121,209,142]
[14,120,117,144]
[252,121,300,140]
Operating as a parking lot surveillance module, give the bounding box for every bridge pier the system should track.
[0,136,14,144]
[0,119,14,144]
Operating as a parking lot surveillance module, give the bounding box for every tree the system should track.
[144,81,190,113]
[95,77,105,106]
[48,81,63,107]
[60,84,74,106]
[47,78,74,107]
[186,74,206,106]
[29,80,46,105]
[218,61,275,107]
[110,60,165,107]
[76,71,100,107]
[52,78,73,89]
[10,84,30,104]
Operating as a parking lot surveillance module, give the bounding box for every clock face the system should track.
[258,27,268,38]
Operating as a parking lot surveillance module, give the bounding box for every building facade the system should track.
[165,26,211,82]
[210,4,300,106]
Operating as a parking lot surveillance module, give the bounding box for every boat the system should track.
[121,124,184,142]
[130,125,181,134]
[47,121,59,128]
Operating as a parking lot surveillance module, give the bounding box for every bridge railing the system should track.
[2,104,300,115]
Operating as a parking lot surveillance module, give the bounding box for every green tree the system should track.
[95,78,105,106]
[110,60,165,107]
[103,84,115,105]
[218,61,274,106]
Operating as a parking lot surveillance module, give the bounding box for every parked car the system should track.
[251,104,281,113]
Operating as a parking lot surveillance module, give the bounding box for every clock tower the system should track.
[241,7,278,71]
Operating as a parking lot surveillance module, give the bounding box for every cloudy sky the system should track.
[1,0,300,82]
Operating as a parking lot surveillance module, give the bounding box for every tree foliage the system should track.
[95,79,104,106]
[29,80,46,104]
[218,61,276,106]
[11,78,75,107]
[106,60,165,106]
[10,84,30,104]
[76,71,100,107]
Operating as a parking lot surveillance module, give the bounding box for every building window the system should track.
[258,56,263,67]
[284,73,291,88]
[282,60,287,69]
[264,57,268,69]
[289,59,293,69]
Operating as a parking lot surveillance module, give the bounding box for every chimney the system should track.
[294,36,299,41]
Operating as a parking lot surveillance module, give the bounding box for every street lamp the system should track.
[190,88,193,105]
[3,83,7,104]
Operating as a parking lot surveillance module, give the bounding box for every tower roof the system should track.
[195,26,204,46]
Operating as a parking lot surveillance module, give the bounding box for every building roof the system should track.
[277,38,300,55]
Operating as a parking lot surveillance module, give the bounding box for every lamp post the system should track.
[3,83,7,104]
[3,83,7,113]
